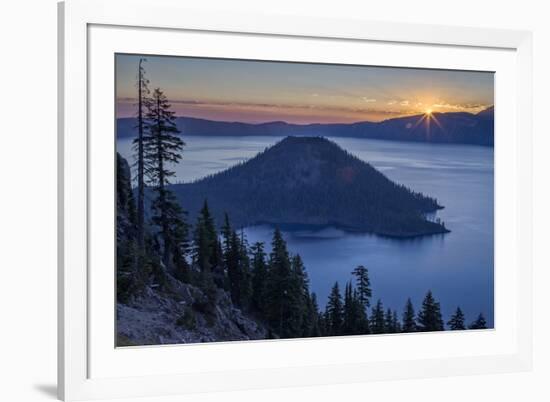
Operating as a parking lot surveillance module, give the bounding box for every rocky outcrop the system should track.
[116,271,268,346]
[116,153,136,243]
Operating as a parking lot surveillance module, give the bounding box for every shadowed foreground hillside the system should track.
[169,136,449,238]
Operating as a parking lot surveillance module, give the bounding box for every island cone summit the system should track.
[169,136,448,237]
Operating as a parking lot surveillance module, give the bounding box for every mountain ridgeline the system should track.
[168,136,449,238]
[117,107,494,146]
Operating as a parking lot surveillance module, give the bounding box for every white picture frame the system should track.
[58,0,533,400]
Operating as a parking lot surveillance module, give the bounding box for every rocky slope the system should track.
[117,270,267,346]
[116,153,268,346]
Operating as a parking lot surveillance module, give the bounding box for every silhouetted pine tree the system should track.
[221,213,232,257]
[116,154,142,301]
[142,88,189,276]
[342,282,351,331]
[285,254,307,337]
[214,212,232,290]
[447,307,466,330]
[361,293,371,334]
[469,313,488,330]
[188,200,222,307]
[326,282,344,336]
[291,254,316,337]
[265,228,294,337]
[212,238,225,287]
[308,292,321,337]
[162,191,191,282]
[352,265,372,308]
[237,230,252,309]
[342,282,355,335]
[150,192,190,269]
[384,308,396,333]
[226,230,242,306]
[417,291,444,332]
[132,58,150,249]
[341,282,368,335]
[250,241,268,314]
[370,299,386,334]
[392,310,401,333]
[402,298,417,333]
[193,200,220,273]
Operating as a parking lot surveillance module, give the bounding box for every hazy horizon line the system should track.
[115,105,494,126]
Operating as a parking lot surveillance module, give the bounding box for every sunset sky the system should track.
[116,54,494,124]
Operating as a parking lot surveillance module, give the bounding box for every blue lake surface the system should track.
[118,135,494,328]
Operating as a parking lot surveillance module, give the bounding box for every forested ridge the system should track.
[116,59,487,346]
[169,136,449,238]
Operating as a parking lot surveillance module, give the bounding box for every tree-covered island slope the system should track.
[169,136,449,238]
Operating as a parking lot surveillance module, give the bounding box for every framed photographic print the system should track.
[58,0,533,400]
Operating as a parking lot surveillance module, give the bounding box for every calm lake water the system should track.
[118,135,494,328]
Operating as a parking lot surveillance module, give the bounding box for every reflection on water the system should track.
[118,135,494,327]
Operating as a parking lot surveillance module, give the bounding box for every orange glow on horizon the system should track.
[116,98,492,125]
[116,54,494,124]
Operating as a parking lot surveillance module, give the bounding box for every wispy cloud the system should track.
[432,102,489,112]
[116,96,492,123]
[119,96,390,115]
[117,96,410,123]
